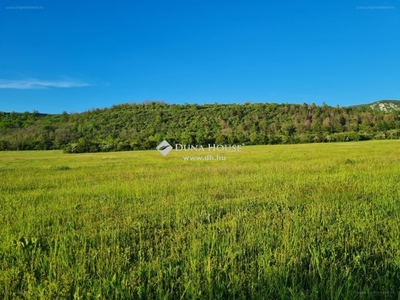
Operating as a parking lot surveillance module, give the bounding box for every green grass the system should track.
[1,140,400,299]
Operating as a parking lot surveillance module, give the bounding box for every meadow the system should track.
[1,140,400,299]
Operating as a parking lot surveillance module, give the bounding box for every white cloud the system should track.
[0,79,91,89]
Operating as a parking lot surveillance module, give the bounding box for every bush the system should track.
[63,139,100,153]
[117,142,131,151]
[386,130,400,139]
[328,132,361,142]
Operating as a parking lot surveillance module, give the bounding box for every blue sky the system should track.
[0,0,399,113]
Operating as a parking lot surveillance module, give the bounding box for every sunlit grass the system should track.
[1,140,400,299]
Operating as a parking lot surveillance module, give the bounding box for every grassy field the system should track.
[1,140,400,299]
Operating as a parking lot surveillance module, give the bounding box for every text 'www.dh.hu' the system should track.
[182,154,227,161]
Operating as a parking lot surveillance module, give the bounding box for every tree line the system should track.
[0,102,399,153]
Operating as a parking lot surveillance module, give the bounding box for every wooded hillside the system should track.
[1,102,399,152]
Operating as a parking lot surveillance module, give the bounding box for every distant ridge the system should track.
[351,100,400,112]
[369,100,400,112]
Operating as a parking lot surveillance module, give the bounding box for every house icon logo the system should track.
[156,140,173,156]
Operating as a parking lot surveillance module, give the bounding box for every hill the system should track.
[369,100,400,112]
[351,100,400,112]
[1,101,400,152]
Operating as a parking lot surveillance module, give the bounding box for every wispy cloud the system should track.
[0,79,91,89]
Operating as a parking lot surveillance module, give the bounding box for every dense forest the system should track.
[1,101,400,153]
